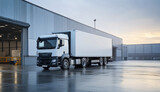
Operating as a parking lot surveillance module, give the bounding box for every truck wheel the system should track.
[81,58,87,68]
[61,58,70,70]
[98,57,103,66]
[103,57,108,66]
[43,67,50,70]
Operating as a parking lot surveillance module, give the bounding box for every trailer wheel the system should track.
[43,67,50,70]
[98,57,103,66]
[103,57,108,66]
[61,58,70,70]
[81,58,87,68]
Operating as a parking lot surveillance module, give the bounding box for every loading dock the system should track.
[0,17,29,65]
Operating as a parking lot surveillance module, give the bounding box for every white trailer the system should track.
[37,30,112,70]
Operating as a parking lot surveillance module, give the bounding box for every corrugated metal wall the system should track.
[124,44,160,60]
[0,0,122,61]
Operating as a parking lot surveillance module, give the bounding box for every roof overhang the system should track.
[0,16,30,28]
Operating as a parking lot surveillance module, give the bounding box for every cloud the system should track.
[145,32,160,38]
[122,30,160,44]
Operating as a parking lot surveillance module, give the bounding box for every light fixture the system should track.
[12,27,15,29]
[93,19,96,28]
[0,25,5,28]
[15,37,17,40]
[0,35,2,38]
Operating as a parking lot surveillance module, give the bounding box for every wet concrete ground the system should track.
[0,60,160,92]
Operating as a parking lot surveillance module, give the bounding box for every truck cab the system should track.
[37,34,69,70]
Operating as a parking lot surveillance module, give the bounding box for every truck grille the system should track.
[38,53,52,65]
[40,59,51,65]
[39,53,52,58]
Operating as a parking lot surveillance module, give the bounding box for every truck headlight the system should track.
[52,59,56,63]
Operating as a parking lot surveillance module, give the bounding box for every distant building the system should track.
[123,43,160,60]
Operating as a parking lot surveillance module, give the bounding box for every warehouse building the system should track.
[0,0,123,65]
[123,43,160,60]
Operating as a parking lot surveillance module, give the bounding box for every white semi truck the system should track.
[37,30,112,70]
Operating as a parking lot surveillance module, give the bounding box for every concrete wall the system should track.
[124,44,160,60]
[0,0,123,65]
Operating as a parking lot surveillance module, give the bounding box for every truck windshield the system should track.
[37,38,57,49]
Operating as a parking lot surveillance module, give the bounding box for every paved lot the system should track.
[0,60,160,92]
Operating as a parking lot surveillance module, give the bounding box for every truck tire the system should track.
[81,58,87,68]
[43,67,50,70]
[103,57,108,66]
[98,57,103,66]
[61,58,70,70]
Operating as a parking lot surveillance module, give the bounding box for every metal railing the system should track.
[0,57,21,65]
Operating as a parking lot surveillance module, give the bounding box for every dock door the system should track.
[0,17,29,65]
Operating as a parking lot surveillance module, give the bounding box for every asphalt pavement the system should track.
[0,60,160,92]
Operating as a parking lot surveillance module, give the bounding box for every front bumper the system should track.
[37,57,59,67]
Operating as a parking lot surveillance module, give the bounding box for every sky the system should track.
[26,0,160,44]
